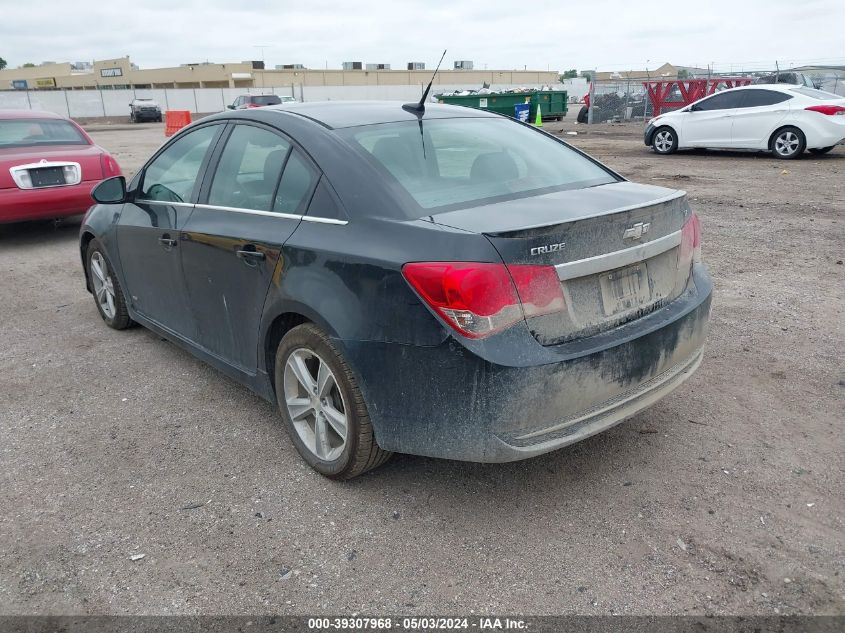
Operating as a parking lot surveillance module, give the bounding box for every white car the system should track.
[645,84,845,159]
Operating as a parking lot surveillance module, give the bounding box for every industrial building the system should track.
[0,56,558,91]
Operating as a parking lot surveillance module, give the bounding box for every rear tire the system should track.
[86,239,133,330]
[809,146,834,155]
[274,324,392,479]
[770,127,806,159]
[652,126,678,154]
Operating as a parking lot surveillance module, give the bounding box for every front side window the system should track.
[0,119,88,148]
[693,91,744,111]
[208,124,290,211]
[139,125,219,203]
[341,118,617,213]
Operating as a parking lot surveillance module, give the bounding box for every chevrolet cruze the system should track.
[80,101,712,478]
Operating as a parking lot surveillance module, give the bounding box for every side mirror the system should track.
[688,104,700,112]
[91,176,127,204]
[226,105,235,110]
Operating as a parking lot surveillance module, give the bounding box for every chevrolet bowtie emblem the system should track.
[623,222,651,240]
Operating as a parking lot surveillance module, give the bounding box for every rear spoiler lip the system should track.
[433,188,688,237]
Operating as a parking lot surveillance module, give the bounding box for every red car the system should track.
[0,110,121,223]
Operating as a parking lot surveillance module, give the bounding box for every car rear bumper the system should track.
[341,265,713,462]
[0,181,97,223]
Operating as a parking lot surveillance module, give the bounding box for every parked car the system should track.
[227,94,286,110]
[0,110,122,224]
[79,102,712,478]
[645,84,845,159]
[129,98,162,123]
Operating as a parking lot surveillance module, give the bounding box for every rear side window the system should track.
[139,125,218,203]
[208,124,290,211]
[694,91,744,111]
[740,90,792,107]
[274,149,318,214]
[342,118,616,212]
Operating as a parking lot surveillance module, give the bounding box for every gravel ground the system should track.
[0,119,843,616]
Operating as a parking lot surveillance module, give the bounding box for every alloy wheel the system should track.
[774,131,800,157]
[90,251,117,319]
[283,348,348,462]
[654,130,674,153]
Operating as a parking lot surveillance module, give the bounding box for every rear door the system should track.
[681,90,744,147]
[729,89,792,148]
[116,123,223,337]
[180,122,320,371]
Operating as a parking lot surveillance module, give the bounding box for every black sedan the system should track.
[80,101,712,479]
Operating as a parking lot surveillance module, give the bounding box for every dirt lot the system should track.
[0,119,842,616]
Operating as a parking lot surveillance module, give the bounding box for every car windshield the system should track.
[252,95,281,105]
[791,87,843,100]
[0,119,88,148]
[341,118,617,213]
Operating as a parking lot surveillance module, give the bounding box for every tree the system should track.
[560,69,578,80]
[677,69,690,79]
[0,57,6,70]
[22,62,35,68]
[581,72,592,82]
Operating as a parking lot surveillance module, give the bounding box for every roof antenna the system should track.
[403,49,447,115]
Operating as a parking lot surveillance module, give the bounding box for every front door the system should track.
[180,123,319,371]
[681,90,745,148]
[115,124,222,337]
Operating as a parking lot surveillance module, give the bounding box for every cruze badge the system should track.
[623,222,651,240]
[530,242,565,256]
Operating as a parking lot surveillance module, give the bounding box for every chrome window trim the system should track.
[9,160,81,189]
[138,199,195,208]
[555,229,682,281]
[193,203,348,225]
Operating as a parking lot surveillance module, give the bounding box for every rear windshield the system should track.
[250,95,282,105]
[0,119,88,148]
[340,118,617,213]
[791,87,842,100]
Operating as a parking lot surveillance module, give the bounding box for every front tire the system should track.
[770,127,806,159]
[86,239,133,330]
[652,126,678,154]
[809,146,834,155]
[274,324,392,479]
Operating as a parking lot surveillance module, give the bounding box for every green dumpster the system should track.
[437,90,568,120]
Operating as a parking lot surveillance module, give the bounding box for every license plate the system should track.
[599,263,651,316]
[29,167,66,187]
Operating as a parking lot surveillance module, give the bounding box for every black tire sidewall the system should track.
[771,127,806,159]
[86,239,130,329]
[274,325,361,478]
[652,126,678,154]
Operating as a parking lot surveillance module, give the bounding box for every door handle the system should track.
[236,248,266,264]
[158,234,177,248]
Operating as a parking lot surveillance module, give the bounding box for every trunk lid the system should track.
[430,182,696,345]
[0,144,104,190]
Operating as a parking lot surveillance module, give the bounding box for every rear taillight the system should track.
[100,153,122,177]
[805,105,845,116]
[402,262,565,339]
[681,212,702,265]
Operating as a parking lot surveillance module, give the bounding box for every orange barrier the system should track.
[164,110,192,137]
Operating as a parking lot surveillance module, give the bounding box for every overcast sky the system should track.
[2,0,843,73]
